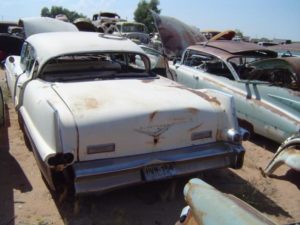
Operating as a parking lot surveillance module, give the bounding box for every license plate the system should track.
[143,163,176,181]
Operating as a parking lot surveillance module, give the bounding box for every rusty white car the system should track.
[5,30,247,194]
[152,13,300,176]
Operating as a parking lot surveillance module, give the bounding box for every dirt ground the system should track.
[0,68,299,225]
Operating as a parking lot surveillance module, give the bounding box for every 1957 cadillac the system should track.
[5,19,246,194]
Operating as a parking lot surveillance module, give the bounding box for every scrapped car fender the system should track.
[200,89,238,129]
[263,134,300,176]
[199,89,249,142]
[19,81,77,168]
[179,178,278,225]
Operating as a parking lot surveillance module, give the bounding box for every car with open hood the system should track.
[152,13,300,175]
[4,25,247,194]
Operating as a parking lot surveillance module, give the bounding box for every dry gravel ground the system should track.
[0,69,299,225]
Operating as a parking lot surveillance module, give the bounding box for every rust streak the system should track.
[188,123,203,132]
[170,85,221,106]
[288,89,300,97]
[203,77,300,125]
[142,79,155,83]
[203,77,245,96]
[187,107,199,114]
[252,99,299,125]
[149,111,158,121]
[85,98,99,109]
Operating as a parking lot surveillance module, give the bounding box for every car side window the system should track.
[184,50,234,80]
[25,45,36,73]
[20,42,28,67]
[20,43,36,73]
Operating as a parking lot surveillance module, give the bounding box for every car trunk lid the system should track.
[52,78,220,162]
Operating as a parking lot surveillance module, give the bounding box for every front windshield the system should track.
[122,24,145,33]
[40,52,153,82]
[229,56,299,90]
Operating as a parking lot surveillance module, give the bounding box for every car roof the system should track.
[27,32,146,66]
[188,40,277,60]
[19,17,78,38]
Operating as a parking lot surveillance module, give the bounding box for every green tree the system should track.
[40,6,86,22]
[235,29,244,38]
[134,0,161,33]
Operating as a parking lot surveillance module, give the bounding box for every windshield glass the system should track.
[41,52,153,82]
[122,24,145,33]
[229,56,299,90]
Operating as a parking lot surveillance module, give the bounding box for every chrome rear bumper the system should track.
[73,142,245,195]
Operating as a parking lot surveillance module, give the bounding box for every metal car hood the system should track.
[19,17,78,38]
[152,12,207,58]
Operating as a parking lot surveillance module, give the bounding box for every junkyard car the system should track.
[92,11,121,33]
[5,29,246,194]
[112,21,150,44]
[168,41,300,146]
[153,13,300,175]
[154,14,300,146]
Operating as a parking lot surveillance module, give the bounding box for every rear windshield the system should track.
[40,52,153,82]
[122,24,145,33]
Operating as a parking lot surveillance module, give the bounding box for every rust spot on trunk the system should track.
[187,107,199,114]
[149,111,158,121]
[85,98,99,109]
[188,123,203,132]
[142,79,155,83]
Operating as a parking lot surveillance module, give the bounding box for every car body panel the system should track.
[177,178,278,225]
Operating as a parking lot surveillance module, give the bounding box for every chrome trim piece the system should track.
[191,130,212,141]
[73,142,245,195]
[87,143,115,154]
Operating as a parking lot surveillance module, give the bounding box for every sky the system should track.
[0,0,299,41]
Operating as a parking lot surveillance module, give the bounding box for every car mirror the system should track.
[8,56,15,64]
